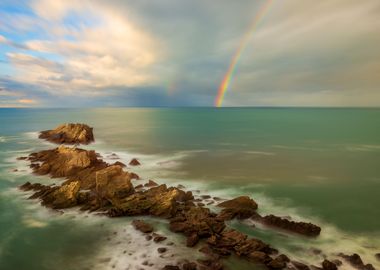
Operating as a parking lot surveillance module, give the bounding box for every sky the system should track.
[0,0,380,107]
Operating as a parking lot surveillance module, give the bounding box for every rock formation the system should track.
[18,124,377,270]
[39,123,94,144]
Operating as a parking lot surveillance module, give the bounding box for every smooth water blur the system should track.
[1,108,380,269]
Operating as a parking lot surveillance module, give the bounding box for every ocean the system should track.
[0,107,379,270]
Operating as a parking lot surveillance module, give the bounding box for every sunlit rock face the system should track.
[39,123,94,145]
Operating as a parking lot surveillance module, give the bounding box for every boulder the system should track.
[376,253,380,261]
[39,123,94,145]
[132,220,154,233]
[322,260,337,270]
[182,262,197,270]
[217,196,258,220]
[129,158,141,166]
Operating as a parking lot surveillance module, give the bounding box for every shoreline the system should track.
[13,124,378,270]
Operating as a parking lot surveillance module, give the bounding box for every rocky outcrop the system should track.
[95,165,134,206]
[19,124,374,270]
[20,181,80,209]
[39,123,94,145]
[253,214,321,237]
[108,184,194,218]
[217,196,258,220]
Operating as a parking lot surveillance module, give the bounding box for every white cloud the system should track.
[7,0,162,95]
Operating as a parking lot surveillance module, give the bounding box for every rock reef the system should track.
[18,123,376,270]
[39,123,94,144]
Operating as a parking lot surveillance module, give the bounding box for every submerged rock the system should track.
[39,123,94,145]
[254,214,321,237]
[132,220,154,233]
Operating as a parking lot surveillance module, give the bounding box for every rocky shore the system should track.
[18,123,377,270]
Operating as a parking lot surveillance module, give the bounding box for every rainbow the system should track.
[214,0,273,107]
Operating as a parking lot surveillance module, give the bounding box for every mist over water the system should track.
[0,108,379,269]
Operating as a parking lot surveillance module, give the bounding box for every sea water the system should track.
[0,108,379,269]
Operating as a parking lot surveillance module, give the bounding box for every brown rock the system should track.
[153,235,167,243]
[322,260,337,270]
[248,251,271,263]
[267,257,286,269]
[182,262,197,270]
[339,253,375,270]
[113,161,126,167]
[186,233,199,247]
[132,220,154,233]
[376,253,380,261]
[258,215,321,237]
[158,247,167,253]
[129,158,140,166]
[217,196,258,220]
[39,123,94,145]
[292,261,310,270]
[95,165,134,205]
[109,185,181,218]
[162,266,180,270]
[145,180,158,187]
[42,181,80,208]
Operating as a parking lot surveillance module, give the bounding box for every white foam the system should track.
[244,151,276,156]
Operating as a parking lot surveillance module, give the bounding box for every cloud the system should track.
[3,0,162,96]
[0,0,380,106]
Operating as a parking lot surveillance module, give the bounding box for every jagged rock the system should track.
[208,229,247,248]
[217,196,258,220]
[132,220,154,233]
[43,181,80,208]
[197,258,223,270]
[248,251,272,263]
[255,215,321,237]
[339,253,376,270]
[187,233,199,247]
[95,165,134,205]
[322,260,337,270]
[292,261,310,270]
[129,172,140,180]
[162,266,180,270]
[129,158,140,166]
[113,161,126,167]
[108,185,182,218]
[182,262,197,270]
[169,206,225,239]
[20,181,80,209]
[145,180,158,187]
[39,123,94,145]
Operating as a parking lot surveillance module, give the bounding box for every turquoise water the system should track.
[0,108,379,269]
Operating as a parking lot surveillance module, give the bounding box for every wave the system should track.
[244,150,276,156]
